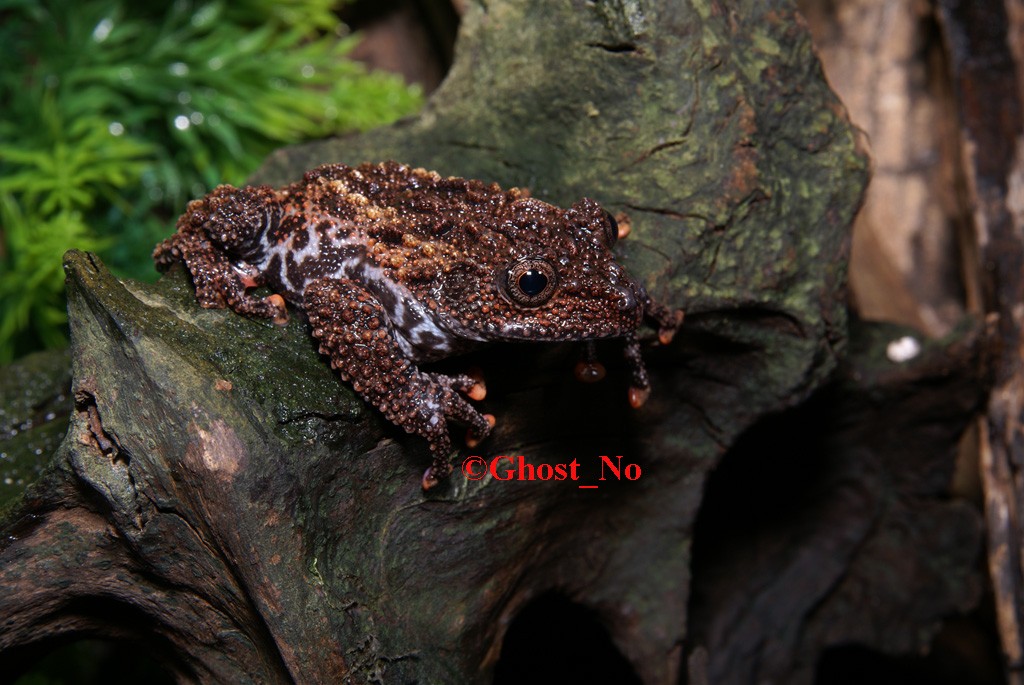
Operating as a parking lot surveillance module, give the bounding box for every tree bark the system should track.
[935,1,1024,683]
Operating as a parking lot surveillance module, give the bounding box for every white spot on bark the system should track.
[886,335,921,363]
[192,418,246,477]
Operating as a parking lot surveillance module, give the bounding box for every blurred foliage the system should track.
[0,0,422,362]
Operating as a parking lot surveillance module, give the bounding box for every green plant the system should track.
[0,0,422,362]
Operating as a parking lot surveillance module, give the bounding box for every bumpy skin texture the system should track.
[154,161,682,488]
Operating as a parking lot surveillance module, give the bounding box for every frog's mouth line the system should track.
[486,317,642,343]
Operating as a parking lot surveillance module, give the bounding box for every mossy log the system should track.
[0,1,988,683]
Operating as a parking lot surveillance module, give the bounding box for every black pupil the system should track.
[518,269,548,297]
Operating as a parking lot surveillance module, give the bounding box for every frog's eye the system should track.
[601,210,619,247]
[505,258,557,307]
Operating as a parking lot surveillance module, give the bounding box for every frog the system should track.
[153,161,683,490]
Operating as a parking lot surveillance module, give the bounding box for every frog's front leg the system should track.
[623,297,684,407]
[304,277,494,490]
[646,298,685,345]
[622,337,652,408]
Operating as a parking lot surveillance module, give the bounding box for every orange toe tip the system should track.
[267,294,289,325]
[628,386,651,409]
[422,468,439,491]
[615,212,632,240]
[465,415,496,448]
[658,329,675,345]
[574,360,607,383]
[467,382,487,401]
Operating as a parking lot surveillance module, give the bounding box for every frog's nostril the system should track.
[615,285,637,311]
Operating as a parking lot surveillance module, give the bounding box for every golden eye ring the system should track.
[505,257,557,306]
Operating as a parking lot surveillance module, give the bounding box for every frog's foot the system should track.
[417,387,495,490]
[420,372,495,450]
[420,411,494,489]
[623,337,652,408]
[646,300,684,345]
[420,371,491,448]
[621,298,680,406]
[574,340,606,383]
[156,185,290,323]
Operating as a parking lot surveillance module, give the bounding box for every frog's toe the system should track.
[657,310,684,344]
[466,379,487,401]
[440,390,493,445]
[574,359,606,383]
[614,212,632,240]
[464,367,487,400]
[422,465,444,490]
[465,414,496,448]
[431,371,487,400]
[628,386,651,408]
[266,294,289,325]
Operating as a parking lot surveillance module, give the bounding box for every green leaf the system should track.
[0,0,423,361]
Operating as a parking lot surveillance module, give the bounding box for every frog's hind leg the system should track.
[304,277,494,490]
[623,296,683,406]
